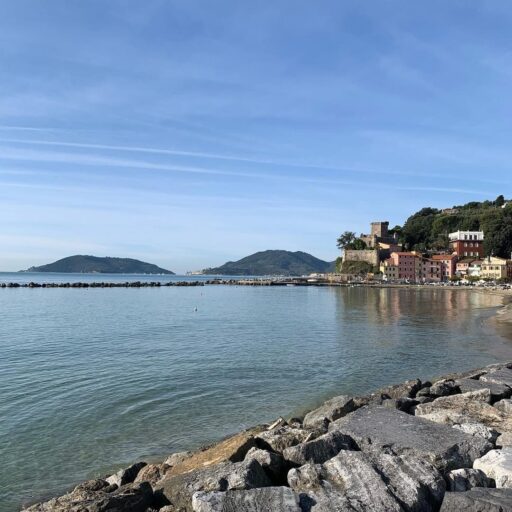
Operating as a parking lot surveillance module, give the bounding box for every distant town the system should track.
[337,220,512,284]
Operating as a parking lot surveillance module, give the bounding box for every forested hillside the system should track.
[398,196,512,257]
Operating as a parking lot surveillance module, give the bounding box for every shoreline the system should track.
[13,286,512,512]
[23,359,512,511]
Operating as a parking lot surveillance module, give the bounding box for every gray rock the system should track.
[456,378,512,402]
[164,451,192,467]
[498,432,512,448]
[452,422,500,445]
[429,379,460,398]
[192,487,302,512]
[288,451,403,512]
[329,406,492,471]
[244,447,287,483]
[106,461,147,487]
[256,426,312,453]
[474,448,512,488]
[495,399,512,415]
[383,397,419,413]
[288,449,445,512]
[445,468,492,492]
[440,488,512,511]
[481,368,512,388]
[377,378,423,399]
[24,482,154,512]
[303,395,355,430]
[283,430,355,465]
[153,458,271,511]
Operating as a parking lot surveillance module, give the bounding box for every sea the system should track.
[1,272,511,511]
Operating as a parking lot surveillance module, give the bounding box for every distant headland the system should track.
[21,255,175,275]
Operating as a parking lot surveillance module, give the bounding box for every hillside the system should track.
[399,196,512,257]
[23,255,175,274]
[203,250,334,276]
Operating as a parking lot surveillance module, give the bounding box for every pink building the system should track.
[419,258,442,282]
[431,254,458,281]
[381,252,442,282]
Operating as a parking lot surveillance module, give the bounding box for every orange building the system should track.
[449,230,484,258]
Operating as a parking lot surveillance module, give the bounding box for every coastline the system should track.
[10,285,512,511]
[23,359,512,511]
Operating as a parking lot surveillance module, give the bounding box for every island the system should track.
[22,255,175,274]
[202,250,335,276]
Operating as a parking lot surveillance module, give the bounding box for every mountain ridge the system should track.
[23,255,175,274]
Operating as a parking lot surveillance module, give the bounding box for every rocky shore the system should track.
[23,361,512,512]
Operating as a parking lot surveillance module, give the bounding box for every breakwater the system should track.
[23,360,512,511]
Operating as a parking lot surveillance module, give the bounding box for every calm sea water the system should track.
[1,273,511,511]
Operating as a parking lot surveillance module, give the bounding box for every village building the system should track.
[449,230,484,258]
[480,256,512,280]
[431,254,458,281]
[381,251,441,282]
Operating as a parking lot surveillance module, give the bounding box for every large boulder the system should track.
[134,463,169,484]
[283,430,355,465]
[415,389,512,434]
[153,458,271,511]
[191,487,301,512]
[480,368,512,388]
[166,430,261,477]
[455,378,511,402]
[452,422,500,445]
[256,426,312,453]
[303,395,355,430]
[330,406,492,471]
[244,447,287,484]
[495,399,512,415]
[288,448,445,512]
[428,379,460,398]
[288,452,402,512]
[440,488,512,511]
[474,448,512,488]
[24,482,154,512]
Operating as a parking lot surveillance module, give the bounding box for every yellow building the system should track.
[480,256,512,280]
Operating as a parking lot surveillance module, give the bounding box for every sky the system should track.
[0,1,511,273]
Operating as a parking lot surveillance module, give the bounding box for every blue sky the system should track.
[0,1,511,272]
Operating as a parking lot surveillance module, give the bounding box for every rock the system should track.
[415,389,512,436]
[283,430,355,465]
[106,461,147,487]
[24,481,154,512]
[134,463,169,484]
[244,447,287,484]
[256,426,312,453]
[268,417,287,430]
[440,488,512,511]
[166,430,261,477]
[302,395,355,430]
[330,406,492,471]
[288,451,403,512]
[481,368,512,388]
[495,399,512,415]
[153,459,271,511]
[429,379,460,398]
[498,432,512,448]
[164,451,192,467]
[474,448,512,488]
[383,397,419,413]
[191,487,302,512]
[445,468,492,492]
[456,378,512,402]
[288,448,445,512]
[377,378,423,399]
[452,422,500,445]
[417,387,432,398]
[72,479,110,493]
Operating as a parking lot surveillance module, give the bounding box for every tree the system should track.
[496,195,505,207]
[336,231,356,250]
[347,238,367,250]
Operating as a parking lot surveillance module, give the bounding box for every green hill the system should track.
[399,196,512,257]
[203,250,335,276]
[23,255,175,274]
